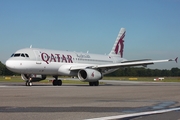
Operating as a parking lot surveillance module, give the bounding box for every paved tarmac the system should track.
[0,80,180,120]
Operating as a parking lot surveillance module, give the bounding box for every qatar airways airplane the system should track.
[5,28,177,86]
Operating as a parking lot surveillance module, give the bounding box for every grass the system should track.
[0,76,23,82]
[0,76,180,83]
[0,76,90,84]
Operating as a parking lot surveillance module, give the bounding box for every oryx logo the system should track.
[91,72,94,77]
[114,31,125,58]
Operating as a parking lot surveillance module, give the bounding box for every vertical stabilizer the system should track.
[109,28,126,58]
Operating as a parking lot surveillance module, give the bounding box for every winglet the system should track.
[175,57,178,63]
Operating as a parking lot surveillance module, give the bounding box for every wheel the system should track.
[94,81,99,86]
[29,82,33,86]
[57,80,62,86]
[53,80,58,86]
[25,81,28,86]
[89,82,94,86]
[89,81,99,86]
[25,81,32,86]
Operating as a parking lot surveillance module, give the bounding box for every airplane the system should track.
[5,28,178,86]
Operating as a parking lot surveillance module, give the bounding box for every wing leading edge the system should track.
[94,58,175,69]
[70,58,177,71]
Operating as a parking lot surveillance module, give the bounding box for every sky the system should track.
[0,0,180,69]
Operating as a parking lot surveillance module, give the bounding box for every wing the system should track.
[70,58,177,70]
[93,59,173,68]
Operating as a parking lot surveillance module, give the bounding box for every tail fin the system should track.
[109,28,126,58]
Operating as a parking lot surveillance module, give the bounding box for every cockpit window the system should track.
[11,53,14,57]
[21,54,25,57]
[14,53,21,57]
[25,54,29,57]
[12,53,30,58]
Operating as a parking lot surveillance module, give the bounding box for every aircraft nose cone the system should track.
[5,59,26,73]
[5,59,14,70]
[6,59,21,73]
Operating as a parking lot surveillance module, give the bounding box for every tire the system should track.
[94,81,99,86]
[25,81,28,86]
[57,80,62,86]
[89,82,94,86]
[29,82,33,86]
[53,80,57,86]
[25,80,33,86]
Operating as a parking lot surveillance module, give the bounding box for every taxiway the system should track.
[0,80,180,120]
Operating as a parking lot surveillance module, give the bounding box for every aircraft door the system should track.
[33,50,41,64]
[33,50,46,74]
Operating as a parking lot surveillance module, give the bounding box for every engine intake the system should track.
[78,69,102,82]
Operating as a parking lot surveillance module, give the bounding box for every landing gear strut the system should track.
[89,81,99,86]
[52,76,62,86]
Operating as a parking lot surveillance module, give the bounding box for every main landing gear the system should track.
[89,81,99,86]
[52,76,62,86]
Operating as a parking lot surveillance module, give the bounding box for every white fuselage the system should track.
[6,48,125,76]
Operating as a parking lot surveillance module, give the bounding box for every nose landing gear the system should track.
[26,77,33,86]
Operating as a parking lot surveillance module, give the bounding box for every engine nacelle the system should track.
[78,69,102,82]
[21,74,46,82]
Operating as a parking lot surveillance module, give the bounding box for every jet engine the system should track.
[21,74,46,82]
[78,69,102,82]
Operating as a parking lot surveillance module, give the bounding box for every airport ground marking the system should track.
[85,107,180,120]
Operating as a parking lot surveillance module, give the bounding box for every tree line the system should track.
[106,67,180,77]
[0,61,180,77]
[0,61,15,76]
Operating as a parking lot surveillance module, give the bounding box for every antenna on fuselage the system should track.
[30,45,32,48]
